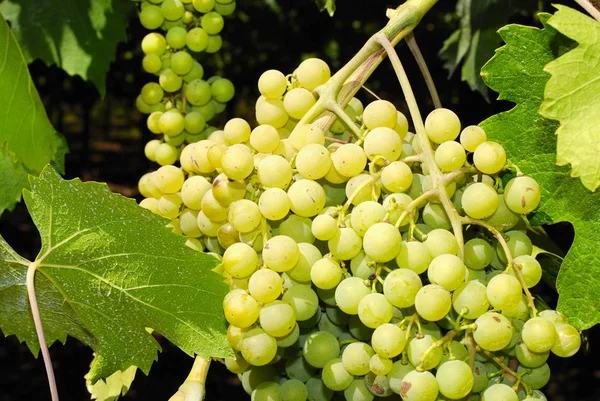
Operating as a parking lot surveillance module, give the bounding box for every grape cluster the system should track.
[136,0,236,166]
[137,56,581,401]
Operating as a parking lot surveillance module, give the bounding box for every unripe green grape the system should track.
[159,68,183,92]
[515,341,549,368]
[162,19,185,31]
[517,363,551,390]
[185,28,209,53]
[422,202,451,230]
[279,379,307,401]
[211,77,235,103]
[142,32,167,55]
[462,182,499,219]
[166,26,187,49]
[363,127,403,162]
[142,54,162,74]
[206,34,223,53]
[296,57,330,90]
[282,284,319,322]
[380,161,412,193]
[485,194,520,231]
[155,142,178,165]
[183,62,205,84]
[427,254,466,291]
[159,109,185,137]
[424,108,461,144]
[260,300,296,337]
[460,125,487,152]
[435,140,466,172]
[473,312,512,351]
[192,0,214,12]
[303,331,340,368]
[276,323,300,348]
[139,5,164,30]
[185,79,211,106]
[504,176,541,214]
[473,141,506,174]
[258,69,287,99]
[182,111,205,134]
[363,100,397,129]
[464,238,494,270]
[201,11,224,34]
[170,51,193,75]
[288,243,320,283]
[329,104,356,134]
[348,97,364,116]
[415,284,451,322]
[496,230,533,263]
[224,352,249,374]
[215,1,236,15]
[551,323,581,357]
[279,214,315,243]
[161,0,185,21]
[284,87,316,119]
[322,358,354,391]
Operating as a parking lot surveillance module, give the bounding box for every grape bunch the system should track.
[137,56,581,401]
[136,0,236,166]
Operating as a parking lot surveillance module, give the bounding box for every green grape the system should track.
[289,124,325,150]
[284,87,316,119]
[473,312,512,351]
[187,27,209,52]
[157,193,182,218]
[184,111,206,134]
[322,358,354,391]
[306,377,334,401]
[223,289,259,328]
[399,370,439,401]
[461,182,499,219]
[427,254,466,291]
[370,354,393,376]
[424,108,461,144]
[262,235,299,272]
[211,77,235,102]
[223,242,258,278]
[504,176,541,214]
[407,335,442,370]
[200,189,228,221]
[539,309,566,325]
[282,284,319,321]
[228,199,261,233]
[257,155,293,189]
[260,300,296,337]
[196,101,216,121]
[486,273,522,311]
[201,11,224,34]
[155,142,178,165]
[318,313,345,338]
[164,132,186,146]
[362,222,402,262]
[303,331,340,368]
[179,209,202,237]
[515,341,549,368]
[331,143,367,177]
[183,61,205,83]
[357,293,393,329]
[464,238,494,270]
[170,51,194,75]
[221,144,254,180]
[496,230,533,263]
[371,323,406,358]
[153,165,184,193]
[311,257,343,289]
[224,352,249,374]
[258,69,287,99]
[256,96,289,128]
[347,97,364,117]
[481,384,518,401]
[344,379,375,401]
[279,215,315,244]
[348,315,374,341]
[240,327,277,366]
[473,141,506,175]
[551,323,581,357]
[139,198,160,214]
[141,82,164,105]
[452,280,490,319]
[296,58,330,91]
[383,268,422,308]
[328,227,362,260]
[287,179,326,217]
[185,79,212,105]
[517,363,550,390]
[414,284,451,322]
[142,54,162,74]
[363,127,402,162]
[350,252,376,280]
[406,173,425,200]
[381,161,412,193]
[387,362,414,395]
[279,379,308,401]
[166,26,187,49]
[460,125,487,152]
[196,210,223,236]
[438,341,468,365]
[159,68,183,92]
[227,324,250,351]
[141,32,167,55]
[138,171,161,198]
[258,188,291,220]
[248,268,282,303]
[342,342,375,376]
[510,255,542,288]
[422,202,451,230]
[362,100,397,129]
[180,140,215,174]
[311,213,339,241]
[335,277,371,315]
[288,243,321,283]
[250,124,280,153]
[158,109,185,137]
[276,323,300,348]
[424,229,459,258]
[349,202,385,237]
[325,305,348,326]
[436,360,474,399]
[252,382,280,401]
[470,361,489,393]
[434,140,466,172]
[161,0,184,20]
[346,174,380,206]
[363,372,392,397]
[241,366,278,395]
[139,5,164,29]
[396,241,432,274]
[193,0,214,12]
[295,144,331,180]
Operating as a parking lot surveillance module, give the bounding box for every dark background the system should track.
[1,0,598,400]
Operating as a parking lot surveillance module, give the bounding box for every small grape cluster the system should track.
[136,0,236,166]
[137,56,581,401]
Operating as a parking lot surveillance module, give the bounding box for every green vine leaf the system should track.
[87,366,137,401]
[0,0,135,95]
[480,12,600,330]
[538,6,600,192]
[315,0,335,16]
[0,167,231,383]
[0,15,67,215]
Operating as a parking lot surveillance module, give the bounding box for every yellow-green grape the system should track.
[260,301,296,337]
[223,242,258,279]
[295,144,331,180]
[363,128,402,163]
[184,111,206,135]
[138,172,160,198]
[221,144,254,180]
[473,141,506,174]
[330,104,356,134]
[157,193,182,218]
[141,32,167,55]
[486,273,522,311]
[363,100,397,129]
[287,180,326,217]
[335,277,371,315]
[509,255,542,288]
[503,176,541,214]
[248,269,282,304]
[257,155,293,189]
[436,360,474,399]
[398,370,439,401]
[201,11,224,34]
[342,342,374,376]
[414,284,451,322]
[350,201,385,237]
[382,193,417,228]
[395,241,432,274]
[481,384,518,401]
[181,177,211,212]
[159,109,185,137]
[170,51,194,75]
[263,235,299,272]
[551,323,581,357]
[407,335,443,370]
[357,293,394,328]
[200,189,229,222]
[289,124,325,150]
[380,161,412,193]
[240,327,277,366]
[140,82,164,105]
[196,210,223,236]
[256,96,289,128]
[258,69,287,99]
[211,78,235,103]
[330,143,367,177]
[139,5,164,29]
[461,182,499,219]
[363,222,402,262]
[345,174,379,206]
[153,165,184,194]
[424,108,461,144]
[370,354,393,376]
[259,188,291,220]
[383,268,422,308]
[164,132,186,146]
[155,143,178,165]
[423,228,459,258]
[283,88,316,119]
[473,312,513,351]
[140,198,160,214]
[228,199,262,233]
[144,139,161,162]
[192,0,214,12]
[187,27,209,52]
[522,317,557,353]
[206,34,223,53]
[161,0,184,20]
[159,68,183,92]
[250,125,280,153]
[223,289,260,328]
[434,140,466,172]
[287,243,321,283]
[460,125,487,152]
[296,58,331,91]
[311,213,338,241]
[142,54,162,74]
[185,79,212,106]
[427,254,466,291]
[452,280,490,319]
[223,118,251,144]
[183,61,205,83]
[166,26,187,49]
[348,97,364,116]
[394,111,409,138]
[311,258,343,289]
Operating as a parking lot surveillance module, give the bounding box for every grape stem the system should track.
[400,154,423,164]
[460,216,538,317]
[574,0,600,22]
[441,166,478,185]
[416,329,458,372]
[393,188,437,229]
[324,136,351,144]
[27,261,60,401]
[405,33,442,109]
[361,84,382,100]
[476,347,531,395]
[169,356,210,401]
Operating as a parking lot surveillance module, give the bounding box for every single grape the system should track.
[481,383,518,401]
[295,144,332,180]
[158,109,185,137]
[303,331,340,368]
[155,143,178,165]
[287,179,326,217]
[344,379,374,401]
[473,312,513,351]
[187,27,209,52]
[192,0,214,12]
[496,230,533,263]
[364,372,392,397]
[436,360,474,399]
[346,174,380,205]
[363,222,402,262]
[407,335,442,370]
[424,108,461,144]
[223,289,259,328]
[452,280,490,319]
[257,155,293,189]
[211,78,235,103]
[381,161,412,193]
[358,293,394,329]
[510,255,542,288]
[259,300,296,337]
[363,100,397,129]
[282,284,319,321]
[206,34,223,53]
[371,323,407,358]
[551,323,581,357]
[256,96,289,128]
[328,227,362,260]
[141,32,167,55]
[517,363,551,390]
[435,140,467,172]
[486,273,522,311]
[248,269,282,304]
[284,87,316,119]
[414,284,451,322]
[399,370,439,401]
[515,341,549,368]
[422,202,451,230]
[363,127,403,162]
[159,68,183,92]
[296,58,330,90]
[335,277,371,315]
[228,199,261,233]
[387,362,415,395]
[350,201,386,237]
[370,354,393,376]
[503,176,541,214]
[473,141,506,175]
[396,241,432,274]
[460,125,487,152]
[240,327,277,366]
[427,254,466,291]
[423,229,459,258]
[223,242,258,278]
[322,358,354,391]
[462,182,499,219]
[383,268,422,308]
[311,257,343,290]
[464,238,494,270]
